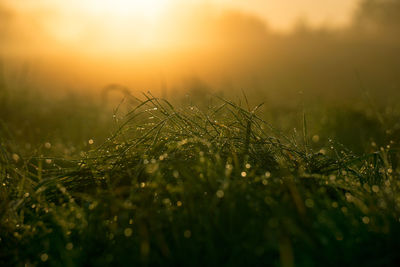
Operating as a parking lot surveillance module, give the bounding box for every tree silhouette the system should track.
[354,0,400,35]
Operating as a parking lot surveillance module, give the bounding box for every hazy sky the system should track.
[1,0,363,62]
[1,0,382,96]
[5,0,360,30]
[217,0,359,29]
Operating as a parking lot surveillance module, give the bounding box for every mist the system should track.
[1,0,399,105]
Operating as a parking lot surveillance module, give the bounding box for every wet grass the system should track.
[1,91,400,266]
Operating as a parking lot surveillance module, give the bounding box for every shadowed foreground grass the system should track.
[1,93,400,266]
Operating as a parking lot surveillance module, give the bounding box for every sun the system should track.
[42,0,171,52]
[82,0,168,21]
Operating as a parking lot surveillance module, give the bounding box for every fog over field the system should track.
[1,0,399,104]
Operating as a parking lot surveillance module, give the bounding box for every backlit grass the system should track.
[1,92,400,266]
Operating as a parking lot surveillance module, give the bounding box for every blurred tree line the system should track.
[1,0,400,104]
[353,0,400,39]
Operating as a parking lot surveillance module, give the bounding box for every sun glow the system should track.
[3,0,358,56]
[81,0,168,21]
[37,0,171,53]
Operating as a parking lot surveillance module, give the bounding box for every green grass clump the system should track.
[1,93,400,266]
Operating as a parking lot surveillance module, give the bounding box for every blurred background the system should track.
[3,3,400,266]
[1,0,399,104]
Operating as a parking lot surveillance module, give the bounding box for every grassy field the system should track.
[1,86,400,266]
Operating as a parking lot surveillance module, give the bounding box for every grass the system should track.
[1,90,400,266]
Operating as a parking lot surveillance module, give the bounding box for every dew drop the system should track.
[184,230,191,238]
[41,253,48,262]
[124,228,133,237]
[12,153,20,162]
[372,185,380,193]
[216,190,224,198]
[305,199,314,208]
[362,216,370,224]
[66,243,73,250]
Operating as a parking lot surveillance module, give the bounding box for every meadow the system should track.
[1,80,400,266]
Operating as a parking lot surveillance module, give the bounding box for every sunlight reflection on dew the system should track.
[124,228,133,237]
[66,243,73,250]
[184,230,191,238]
[41,253,48,262]
[305,199,314,208]
[362,216,370,224]
[12,154,20,162]
[372,185,379,193]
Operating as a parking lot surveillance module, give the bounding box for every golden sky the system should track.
[2,0,360,54]
[218,0,358,29]
[5,0,359,29]
[0,0,361,94]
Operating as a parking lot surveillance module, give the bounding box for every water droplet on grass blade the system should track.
[12,154,20,162]
[362,216,370,224]
[184,230,191,238]
[66,243,73,250]
[372,185,379,193]
[305,199,314,208]
[41,253,48,262]
[124,228,133,237]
